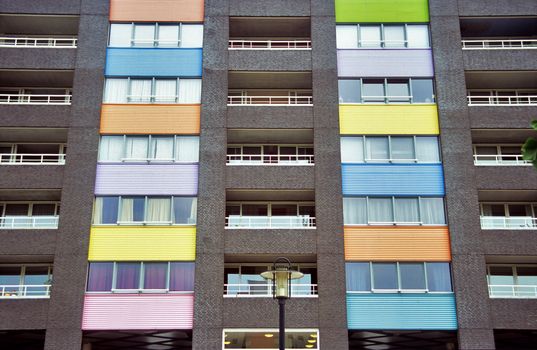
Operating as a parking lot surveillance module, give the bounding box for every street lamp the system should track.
[260,257,303,350]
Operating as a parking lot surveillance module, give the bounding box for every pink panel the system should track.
[82,294,193,330]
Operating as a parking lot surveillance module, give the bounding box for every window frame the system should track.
[338,78,435,105]
[108,22,205,48]
[335,23,431,49]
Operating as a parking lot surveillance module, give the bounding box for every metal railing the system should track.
[480,216,537,230]
[0,36,77,48]
[0,216,59,229]
[229,40,312,50]
[225,216,316,229]
[473,154,531,166]
[0,285,51,298]
[360,95,414,104]
[224,283,318,297]
[0,94,72,105]
[126,95,179,103]
[227,95,313,106]
[0,153,65,165]
[367,221,423,226]
[462,39,537,50]
[226,154,314,165]
[467,95,537,106]
[489,284,537,298]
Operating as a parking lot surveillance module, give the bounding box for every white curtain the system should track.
[176,136,199,162]
[174,197,197,224]
[359,25,381,47]
[407,25,430,48]
[133,24,155,46]
[150,136,174,160]
[340,137,364,163]
[336,25,358,49]
[99,136,124,161]
[104,79,129,103]
[420,197,446,224]
[119,198,134,222]
[146,198,171,223]
[365,137,389,162]
[384,25,406,48]
[154,79,177,103]
[343,197,367,225]
[391,137,415,161]
[93,197,103,224]
[178,79,202,103]
[368,198,393,223]
[180,24,204,48]
[158,25,180,47]
[109,23,132,47]
[125,136,149,160]
[394,198,420,223]
[130,79,152,103]
[415,137,440,163]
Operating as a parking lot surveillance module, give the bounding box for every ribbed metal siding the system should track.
[82,294,194,330]
[338,49,434,78]
[105,48,202,77]
[335,0,430,23]
[342,164,445,196]
[110,0,204,22]
[347,293,457,330]
[94,164,198,195]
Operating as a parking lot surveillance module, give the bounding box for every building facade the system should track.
[0,0,535,349]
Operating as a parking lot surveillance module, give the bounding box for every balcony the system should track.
[480,202,537,230]
[488,264,537,299]
[0,14,78,47]
[228,90,312,106]
[0,201,60,229]
[0,264,52,299]
[460,17,537,50]
[473,144,530,166]
[1,142,66,165]
[466,71,537,106]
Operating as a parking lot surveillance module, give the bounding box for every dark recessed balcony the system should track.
[460,17,537,50]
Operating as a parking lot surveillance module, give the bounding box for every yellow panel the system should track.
[89,226,196,261]
[339,105,439,135]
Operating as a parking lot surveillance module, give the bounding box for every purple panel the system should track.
[94,164,199,195]
[337,49,434,77]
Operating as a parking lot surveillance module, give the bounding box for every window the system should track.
[336,25,358,49]
[407,25,430,48]
[411,79,435,103]
[394,198,420,223]
[346,262,370,291]
[338,78,435,104]
[227,144,314,164]
[0,265,53,297]
[133,24,155,47]
[223,330,319,350]
[109,24,132,47]
[399,263,426,289]
[343,197,367,225]
[372,263,398,290]
[383,25,405,48]
[338,79,361,103]
[340,137,364,163]
[386,79,410,103]
[173,197,197,224]
[362,79,385,103]
[87,262,114,292]
[365,137,389,161]
[103,78,201,104]
[487,265,537,298]
[368,198,393,223]
[360,25,382,48]
[336,24,430,49]
[109,23,203,48]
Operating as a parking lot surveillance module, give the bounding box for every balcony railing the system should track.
[473,154,531,166]
[226,154,314,165]
[224,283,318,297]
[0,285,51,298]
[0,153,66,165]
[480,216,537,230]
[229,40,312,50]
[467,95,537,106]
[228,95,313,106]
[225,215,316,229]
[0,216,59,229]
[0,36,77,48]
[462,39,537,50]
[489,284,537,298]
[0,94,72,105]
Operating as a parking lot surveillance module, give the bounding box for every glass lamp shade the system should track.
[261,267,303,299]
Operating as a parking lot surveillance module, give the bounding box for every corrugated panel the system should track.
[105,48,202,77]
[82,294,194,330]
[110,0,204,22]
[89,226,196,261]
[342,164,445,196]
[344,226,451,261]
[100,104,200,135]
[335,0,430,23]
[347,293,457,330]
[94,164,198,196]
[339,105,439,135]
[338,49,434,78]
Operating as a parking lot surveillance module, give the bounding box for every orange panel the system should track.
[110,0,204,22]
[100,104,200,135]
[344,226,451,261]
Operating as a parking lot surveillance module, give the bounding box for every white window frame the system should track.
[336,24,431,49]
[108,22,204,48]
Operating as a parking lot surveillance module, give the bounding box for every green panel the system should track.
[335,0,430,23]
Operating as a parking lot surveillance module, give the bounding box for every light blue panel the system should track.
[347,293,458,330]
[105,48,202,77]
[342,164,445,196]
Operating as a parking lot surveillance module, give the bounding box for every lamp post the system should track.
[261,257,303,350]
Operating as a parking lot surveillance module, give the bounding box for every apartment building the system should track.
[0,0,535,349]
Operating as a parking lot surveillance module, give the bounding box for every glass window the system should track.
[94,196,119,224]
[32,204,56,216]
[87,262,114,292]
[119,197,145,222]
[407,25,430,48]
[180,24,204,48]
[175,136,199,162]
[109,23,132,47]
[421,198,446,225]
[507,204,531,217]
[143,262,168,289]
[384,25,405,48]
[178,79,202,103]
[336,25,358,49]
[99,136,124,162]
[362,79,385,103]
[427,263,452,292]
[365,137,389,162]
[133,24,155,47]
[360,25,381,48]
[242,204,268,216]
[149,136,174,160]
[516,266,537,286]
[157,25,179,47]
[338,80,361,104]
[0,266,21,286]
[271,204,297,216]
[411,79,435,103]
[387,79,410,103]
[343,197,367,225]
[103,78,129,103]
[481,204,506,217]
[146,197,171,223]
[173,197,197,224]
[125,136,149,160]
[488,266,514,285]
[416,137,440,163]
[5,204,29,215]
[169,262,195,291]
[341,137,364,163]
[394,198,420,223]
[372,263,398,290]
[115,263,141,289]
[399,263,426,290]
[129,79,152,103]
[368,198,393,223]
[154,79,177,103]
[391,137,415,161]
[346,263,371,291]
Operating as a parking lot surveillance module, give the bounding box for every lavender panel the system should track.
[337,49,434,78]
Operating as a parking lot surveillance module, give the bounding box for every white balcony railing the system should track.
[489,284,537,298]
[229,40,312,50]
[0,94,72,105]
[480,216,537,230]
[467,95,537,106]
[226,154,314,165]
[473,154,531,166]
[462,39,537,50]
[0,216,59,229]
[0,285,51,298]
[225,215,316,229]
[228,95,313,106]
[0,153,66,165]
[0,36,77,48]
[224,283,318,297]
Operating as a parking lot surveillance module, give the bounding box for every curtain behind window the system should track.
[109,24,131,47]
[143,263,168,289]
[115,263,140,289]
[421,197,446,224]
[125,137,149,160]
[368,198,393,223]
[176,136,199,162]
[158,25,180,47]
[169,262,195,291]
[346,263,371,291]
[343,197,367,225]
[104,79,129,103]
[180,24,204,48]
[416,137,440,163]
[394,198,420,223]
[178,79,202,103]
[87,262,114,292]
[426,263,452,291]
[146,197,171,223]
[341,137,364,163]
[99,136,124,161]
[155,80,177,103]
[130,80,152,103]
[407,25,430,48]
[336,25,358,49]
[150,136,174,160]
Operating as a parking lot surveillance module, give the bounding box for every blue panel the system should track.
[342,164,445,196]
[347,293,458,330]
[105,48,202,77]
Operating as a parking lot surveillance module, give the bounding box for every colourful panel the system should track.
[347,293,457,330]
[82,294,194,330]
[94,164,198,196]
[335,0,430,23]
[105,48,202,77]
[344,226,451,261]
[342,164,445,196]
[338,49,434,78]
[100,104,200,135]
[339,105,439,135]
[88,226,196,261]
[110,0,204,22]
